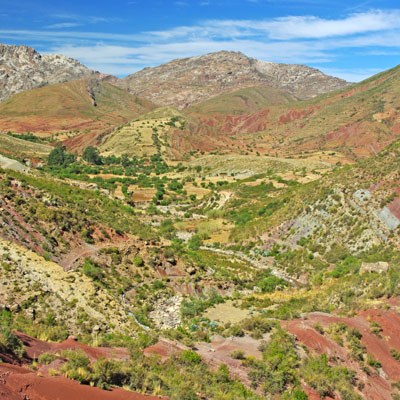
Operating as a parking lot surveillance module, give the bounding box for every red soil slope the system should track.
[285,308,400,400]
[16,332,130,362]
[0,363,165,400]
[0,332,166,400]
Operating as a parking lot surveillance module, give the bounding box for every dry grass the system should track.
[0,133,52,159]
[100,117,177,158]
[204,300,251,324]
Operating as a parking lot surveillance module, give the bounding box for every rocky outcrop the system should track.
[149,294,182,329]
[120,51,349,108]
[0,43,98,101]
[360,262,389,274]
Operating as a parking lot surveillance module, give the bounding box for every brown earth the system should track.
[120,51,348,109]
[166,65,400,160]
[285,308,400,400]
[143,338,188,361]
[388,197,400,220]
[195,335,264,388]
[15,332,130,362]
[0,78,154,152]
[0,363,165,400]
[0,332,165,400]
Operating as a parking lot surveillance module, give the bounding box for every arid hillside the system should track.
[120,51,349,108]
[170,64,400,159]
[0,78,155,147]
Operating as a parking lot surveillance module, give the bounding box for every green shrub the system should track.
[248,328,299,395]
[301,354,359,399]
[257,275,287,293]
[0,310,25,358]
[48,145,76,166]
[82,146,102,165]
[133,255,144,267]
[38,352,58,365]
[231,350,246,360]
[92,358,130,389]
[391,348,400,361]
[82,258,103,281]
[180,350,202,365]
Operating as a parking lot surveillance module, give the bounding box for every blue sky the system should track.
[1,0,400,81]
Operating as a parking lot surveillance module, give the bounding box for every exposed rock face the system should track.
[0,43,97,101]
[360,262,389,274]
[121,51,349,108]
[149,294,182,329]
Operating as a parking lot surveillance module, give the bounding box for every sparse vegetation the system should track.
[1,53,400,400]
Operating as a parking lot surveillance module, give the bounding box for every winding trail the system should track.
[60,243,99,271]
[200,245,302,285]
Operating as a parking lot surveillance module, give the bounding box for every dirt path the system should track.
[59,243,100,271]
[200,246,301,285]
[196,334,265,390]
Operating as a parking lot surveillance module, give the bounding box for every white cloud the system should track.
[252,10,400,39]
[46,22,82,29]
[143,10,400,40]
[1,9,400,80]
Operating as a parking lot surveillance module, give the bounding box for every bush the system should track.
[180,350,202,365]
[92,358,130,389]
[152,280,165,290]
[82,146,102,165]
[248,328,298,395]
[82,258,103,281]
[231,350,246,360]
[0,310,25,358]
[181,291,224,319]
[240,317,276,339]
[38,352,58,365]
[61,350,91,383]
[301,354,359,399]
[133,255,144,267]
[257,275,287,293]
[391,348,400,361]
[48,145,76,166]
[188,235,202,251]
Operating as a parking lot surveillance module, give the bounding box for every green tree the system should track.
[121,154,131,167]
[82,146,102,165]
[0,310,24,357]
[48,145,76,166]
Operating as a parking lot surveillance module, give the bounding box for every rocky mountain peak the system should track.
[120,50,350,108]
[0,43,97,101]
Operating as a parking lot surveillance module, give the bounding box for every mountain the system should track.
[120,51,349,108]
[99,107,185,159]
[189,85,295,115]
[164,63,400,159]
[0,77,155,149]
[0,43,98,101]
[94,64,400,161]
[2,42,400,400]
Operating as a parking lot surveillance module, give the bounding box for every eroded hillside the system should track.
[1,46,400,400]
[120,51,348,108]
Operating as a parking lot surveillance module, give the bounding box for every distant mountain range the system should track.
[1,42,400,400]
[0,44,348,107]
[119,50,349,108]
[1,42,400,161]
